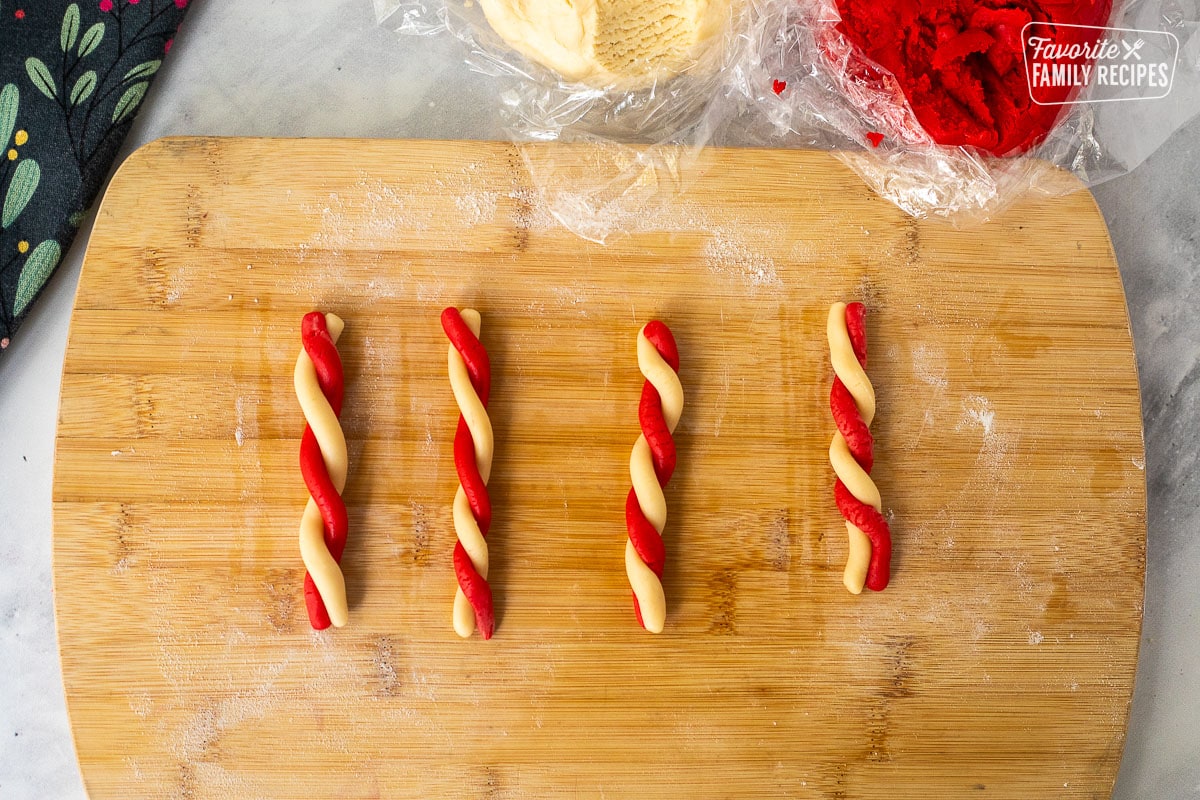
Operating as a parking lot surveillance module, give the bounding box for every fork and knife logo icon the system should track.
[1121,38,1145,60]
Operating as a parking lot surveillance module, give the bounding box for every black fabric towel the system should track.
[0,0,188,352]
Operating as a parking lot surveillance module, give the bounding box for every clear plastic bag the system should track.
[376,0,1200,230]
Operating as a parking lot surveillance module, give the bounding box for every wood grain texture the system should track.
[53,137,1145,799]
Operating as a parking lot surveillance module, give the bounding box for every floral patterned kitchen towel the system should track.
[0,0,187,352]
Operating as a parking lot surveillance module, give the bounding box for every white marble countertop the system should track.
[1,1,1197,797]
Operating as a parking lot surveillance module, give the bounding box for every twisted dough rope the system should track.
[625,321,683,633]
[442,307,495,640]
[295,311,350,629]
[827,301,892,594]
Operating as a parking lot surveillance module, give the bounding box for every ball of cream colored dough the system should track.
[477,0,730,88]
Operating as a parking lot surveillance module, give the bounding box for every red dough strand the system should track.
[835,481,892,591]
[830,302,892,592]
[627,320,679,628]
[442,307,495,640]
[298,311,347,630]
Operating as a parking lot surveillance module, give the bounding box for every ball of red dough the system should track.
[832,0,1113,156]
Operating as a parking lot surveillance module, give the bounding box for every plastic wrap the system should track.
[375,0,747,241]
[719,0,1200,220]
[377,0,1200,230]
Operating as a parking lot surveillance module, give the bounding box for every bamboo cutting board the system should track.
[54,138,1145,799]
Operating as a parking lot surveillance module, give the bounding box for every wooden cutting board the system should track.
[53,138,1145,799]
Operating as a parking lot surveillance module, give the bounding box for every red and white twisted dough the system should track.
[827,301,892,594]
[295,311,350,629]
[625,321,683,633]
[442,307,495,640]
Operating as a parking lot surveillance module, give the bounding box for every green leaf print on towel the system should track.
[2,159,40,229]
[14,240,63,316]
[61,4,81,53]
[25,58,58,100]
